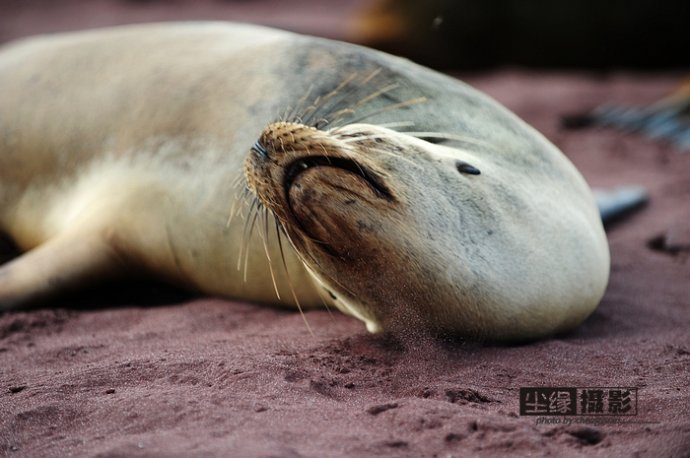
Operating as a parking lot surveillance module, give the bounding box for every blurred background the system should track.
[2,0,689,71]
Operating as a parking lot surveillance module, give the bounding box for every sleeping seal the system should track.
[0,22,609,340]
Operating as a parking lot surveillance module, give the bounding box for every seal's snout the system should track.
[244,119,396,258]
[247,121,393,205]
[244,121,343,224]
[256,121,321,158]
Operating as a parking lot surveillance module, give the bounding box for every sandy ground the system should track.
[1,2,689,457]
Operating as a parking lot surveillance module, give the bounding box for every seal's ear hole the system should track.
[456,160,481,176]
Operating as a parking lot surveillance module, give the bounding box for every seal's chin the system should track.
[285,161,389,257]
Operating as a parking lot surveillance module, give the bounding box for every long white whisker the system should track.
[401,131,492,148]
[286,84,315,122]
[344,97,428,125]
[328,82,402,128]
[237,198,256,271]
[226,186,251,229]
[241,200,261,281]
[374,121,416,130]
[260,209,281,300]
[301,73,359,126]
[334,137,423,169]
[274,219,314,336]
[352,83,399,110]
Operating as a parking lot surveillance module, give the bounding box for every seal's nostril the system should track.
[251,140,269,159]
[456,160,481,175]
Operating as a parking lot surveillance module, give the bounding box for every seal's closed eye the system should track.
[283,155,394,201]
[456,160,481,175]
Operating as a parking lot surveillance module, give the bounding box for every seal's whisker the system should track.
[315,73,362,107]
[230,171,246,190]
[366,146,423,169]
[236,197,253,270]
[285,84,315,123]
[317,141,332,161]
[359,67,383,86]
[242,203,262,283]
[351,83,399,111]
[277,219,322,266]
[225,201,239,230]
[238,198,260,274]
[274,219,289,274]
[296,84,315,114]
[260,209,281,300]
[299,69,391,128]
[279,105,294,124]
[311,86,365,126]
[312,78,398,128]
[323,108,355,126]
[334,136,422,169]
[273,218,315,337]
[339,97,428,127]
[402,131,492,148]
[226,185,251,229]
[271,219,345,317]
[314,118,330,130]
[297,100,321,125]
[312,280,335,317]
[373,121,416,130]
[326,72,359,100]
[298,73,359,126]
[326,70,389,122]
[336,133,397,142]
[329,121,415,137]
[313,269,359,303]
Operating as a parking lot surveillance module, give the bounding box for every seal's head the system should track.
[244,120,504,337]
[244,114,608,341]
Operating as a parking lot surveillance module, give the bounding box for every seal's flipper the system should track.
[594,186,649,225]
[0,230,123,310]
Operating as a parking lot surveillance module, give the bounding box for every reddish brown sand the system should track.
[1,3,690,458]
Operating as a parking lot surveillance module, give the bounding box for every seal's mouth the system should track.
[283,156,393,201]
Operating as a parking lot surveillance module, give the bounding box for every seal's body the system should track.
[0,23,609,340]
